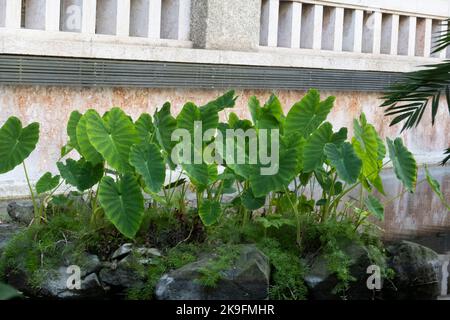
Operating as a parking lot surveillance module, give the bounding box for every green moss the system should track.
[196,245,240,288]
[258,238,307,300]
[0,210,94,288]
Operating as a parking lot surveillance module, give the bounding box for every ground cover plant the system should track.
[0,89,444,300]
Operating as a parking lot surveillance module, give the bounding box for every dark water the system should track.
[381,166,450,254]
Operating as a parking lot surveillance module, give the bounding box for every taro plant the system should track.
[55,91,237,238]
[0,117,44,223]
[212,89,420,247]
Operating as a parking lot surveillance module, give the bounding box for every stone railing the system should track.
[0,0,192,43]
[0,0,448,72]
[260,0,450,58]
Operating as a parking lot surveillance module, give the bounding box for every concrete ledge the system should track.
[0,28,443,73]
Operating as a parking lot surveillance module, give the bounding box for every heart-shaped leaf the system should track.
[352,113,384,193]
[86,108,139,173]
[98,175,144,239]
[241,188,266,210]
[154,103,177,155]
[198,200,221,226]
[0,117,39,174]
[76,111,103,165]
[285,89,335,138]
[36,172,60,194]
[324,142,362,184]
[57,158,104,191]
[387,137,417,192]
[135,113,155,144]
[129,143,166,193]
[303,122,333,172]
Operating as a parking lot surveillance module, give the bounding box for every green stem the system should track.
[23,162,39,224]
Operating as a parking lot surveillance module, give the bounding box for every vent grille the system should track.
[0,54,404,91]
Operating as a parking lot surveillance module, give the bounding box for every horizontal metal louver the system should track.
[0,54,405,91]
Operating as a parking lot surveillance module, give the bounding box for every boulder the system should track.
[40,267,105,299]
[304,244,380,300]
[7,201,35,225]
[384,241,442,300]
[99,254,145,290]
[155,245,270,300]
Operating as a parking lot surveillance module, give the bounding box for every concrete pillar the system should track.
[278,1,301,48]
[260,0,279,47]
[45,0,61,31]
[322,6,343,51]
[1,0,22,28]
[343,9,363,53]
[423,18,432,57]
[130,0,161,38]
[381,14,399,55]
[398,16,416,56]
[300,4,323,50]
[81,0,96,34]
[191,0,261,51]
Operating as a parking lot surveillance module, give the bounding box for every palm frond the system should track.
[441,148,450,166]
[380,18,450,165]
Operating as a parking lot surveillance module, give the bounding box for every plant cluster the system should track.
[0,89,446,299]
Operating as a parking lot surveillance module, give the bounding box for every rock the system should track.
[7,201,35,225]
[384,241,442,300]
[304,244,381,300]
[99,254,145,290]
[41,267,105,299]
[111,243,133,261]
[0,224,21,256]
[155,245,270,300]
[78,254,102,277]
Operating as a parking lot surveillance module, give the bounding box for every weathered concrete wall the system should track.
[0,85,448,198]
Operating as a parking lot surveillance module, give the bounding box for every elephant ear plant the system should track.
[212,89,422,247]
[0,89,438,244]
[54,91,237,239]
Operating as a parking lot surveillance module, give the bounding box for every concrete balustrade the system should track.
[0,0,191,41]
[260,0,449,59]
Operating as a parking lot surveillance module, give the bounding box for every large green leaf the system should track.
[198,200,221,226]
[154,102,177,155]
[387,138,417,192]
[324,142,362,184]
[241,188,266,210]
[129,143,165,193]
[352,113,384,193]
[0,117,39,174]
[365,195,384,221]
[57,158,104,191]
[248,95,284,130]
[285,89,335,138]
[76,111,103,165]
[86,108,139,173]
[36,172,60,194]
[249,135,300,197]
[135,113,155,144]
[67,111,82,151]
[303,122,333,172]
[200,90,237,112]
[98,175,144,239]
